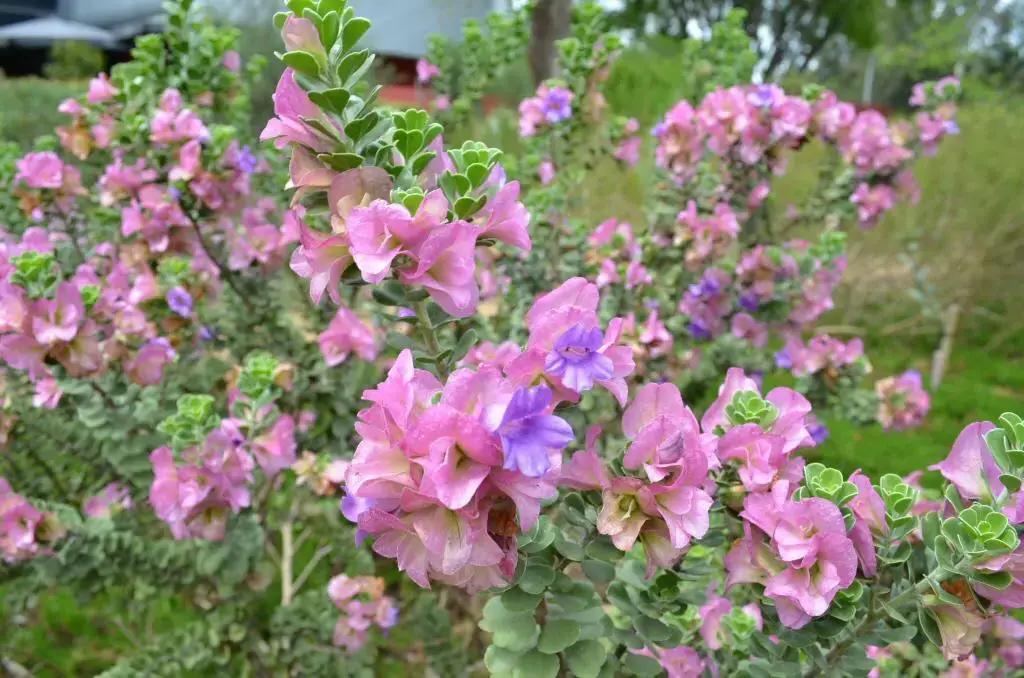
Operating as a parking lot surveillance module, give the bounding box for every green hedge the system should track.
[0,77,86,145]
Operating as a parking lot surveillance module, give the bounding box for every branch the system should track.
[292,544,333,596]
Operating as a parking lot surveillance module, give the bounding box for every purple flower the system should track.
[808,419,829,445]
[944,120,960,134]
[748,85,776,108]
[236,146,258,174]
[688,322,710,341]
[497,385,574,478]
[341,492,375,545]
[545,324,615,393]
[541,87,573,124]
[166,286,193,316]
[739,293,760,311]
[167,187,182,201]
[199,325,214,341]
[775,348,793,369]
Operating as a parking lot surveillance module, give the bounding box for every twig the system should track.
[292,544,334,596]
[111,615,141,649]
[188,220,254,312]
[281,518,294,607]
[811,325,865,336]
[930,304,960,391]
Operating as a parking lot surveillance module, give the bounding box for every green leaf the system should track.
[581,559,615,584]
[616,560,649,589]
[501,587,543,613]
[584,536,621,563]
[519,564,556,595]
[385,331,418,352]
[919,607,943,649]
[536,619,580,654]
[972,570,1013,590]
[512,651,560,678]
[341,17,371,50]
[281,50,322,77]
[336,48,369,83]
[563,639,606,678]
[553,531,585,561]
[484,646,524,674]
[491,619,540,652]
[308,87,351,114]
[634,615,671,643]
[622,653,662,677]
[317,152,363,172]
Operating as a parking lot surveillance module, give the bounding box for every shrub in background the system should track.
[43,41,106,82]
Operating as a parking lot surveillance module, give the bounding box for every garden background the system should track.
[0,0,1022,674]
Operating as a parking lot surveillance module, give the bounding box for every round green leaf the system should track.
[513,651,560,678]
[537,619,581,654]
[519,563,556,595]
[634,616,671,643]
[491,619,540,652]
[501,587,543,612]
[564,639,607,678]
[581,559,616,583]
[623,652,663,677]
[485,645,524,674]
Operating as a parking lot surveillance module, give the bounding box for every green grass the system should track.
[0,77,85,145]
[805,338,1024,483]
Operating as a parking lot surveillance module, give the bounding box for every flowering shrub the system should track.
[1,1,1017,677]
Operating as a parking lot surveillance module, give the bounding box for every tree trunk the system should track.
[529,0,572,85]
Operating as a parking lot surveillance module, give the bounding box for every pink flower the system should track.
[851,182,897,228]
[731,312,767,348]
[702,368,813,454]
[32,377,62,409]
[763,498,858,628]
[639,309,672,357]
[87,73,118,104]
[126,338,176,386]
[476,181,531,251]
[253,415,297,478]
[925,598,984,661]
[973,547,1024,608]
[169,139,202,182]
[699,592,763,649]
[281,16,325,65]
[260,69,339,153]
[876,369,931,430]
[222,50,241,73]
[83,483,132,518]
[634,645,705,678]
[929,421,1003,503]
[16,152,64,189]
[289,224,352,305]
[347,200,415,283]
[399,221,481,318]
[718,425,802,493]
[622,382,706,484]
[31,282,84,346]
[538,161,555,185]
[416,59,440,84]
[319,306,378,366]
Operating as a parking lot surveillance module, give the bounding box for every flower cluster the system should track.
[519,83,575,138]
[0,477,61,562]
[149,362,297,540]
[651,82,958,229]
[327,574,399,652]
[0,229,196,402]
[586,218,650,290]
[775,334,865,379]
[876,369,932,431]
